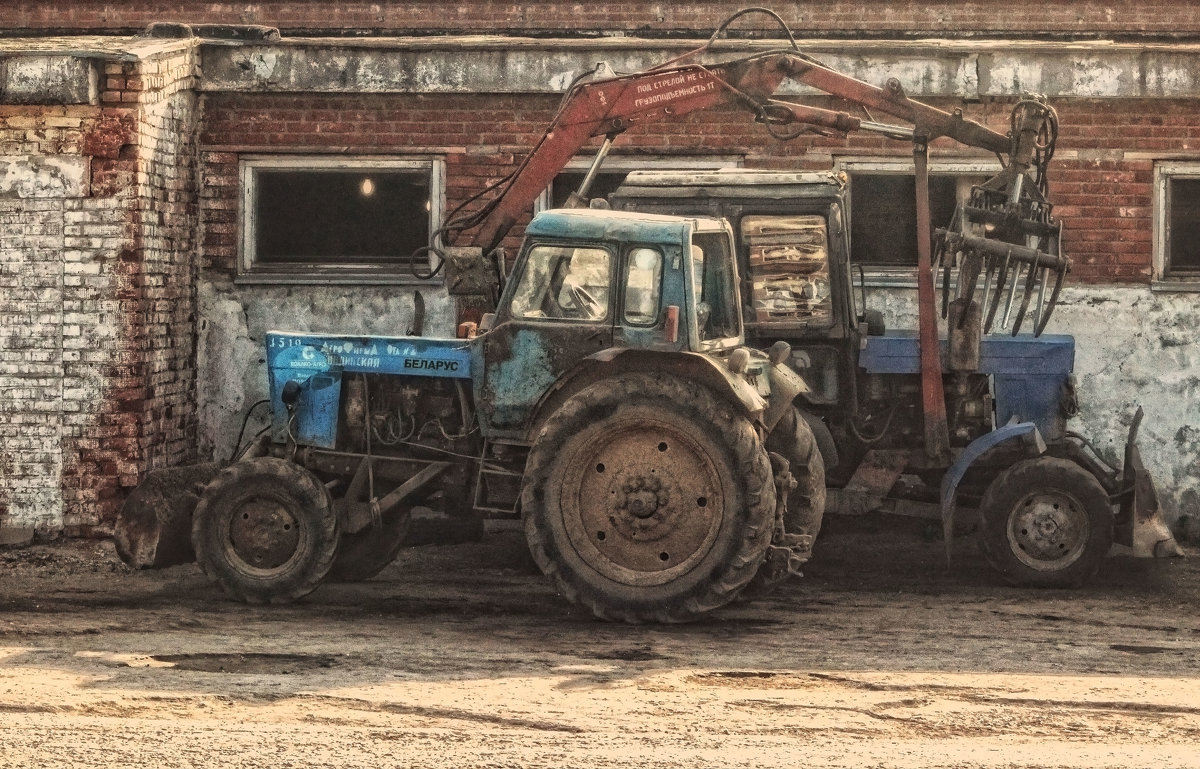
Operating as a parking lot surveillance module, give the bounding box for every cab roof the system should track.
[612,169,846,203]
[525,207,725,246]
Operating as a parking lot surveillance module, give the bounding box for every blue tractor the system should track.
[116,13,1182,620]
[120,209,822,622]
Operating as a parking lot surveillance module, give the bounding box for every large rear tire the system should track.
[192,457,339,603]
[745,406,827,595]
[767,406,827,544]
[522,373,775,623]
[978,457,1112,588]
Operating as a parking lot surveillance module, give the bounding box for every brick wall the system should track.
[0,43,200,538]
[198,92,1166,283]
[1,105,103,534]
[6,1,1199,38]
[60,50,200,535]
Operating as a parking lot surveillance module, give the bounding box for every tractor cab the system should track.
[473,208,751,438]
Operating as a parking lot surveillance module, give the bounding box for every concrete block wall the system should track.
[6,1,1200,38]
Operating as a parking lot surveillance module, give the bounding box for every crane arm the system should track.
[463,51,1021,253]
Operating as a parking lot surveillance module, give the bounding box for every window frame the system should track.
[835,157,1001,287]
[237,155,446,285]
[1153,161,1200,290]
[621,246,665,328]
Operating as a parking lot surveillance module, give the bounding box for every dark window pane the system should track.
[850,174,960,266]
[550,171,629,208]
[254,170,429,264]
[1169,178,1200,275]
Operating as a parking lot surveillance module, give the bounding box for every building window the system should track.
[239,156,444,283]
[537,156,742,212]
[1154,162,1200,284]
[837,159,997,278]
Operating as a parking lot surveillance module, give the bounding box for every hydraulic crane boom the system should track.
[467,50,1020,254]
[438,8,1069,461]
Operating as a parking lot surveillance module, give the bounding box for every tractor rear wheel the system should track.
[978,457,1112,587]
[522,373,775,623]
[745,406,827,595]
[192,457,339,603]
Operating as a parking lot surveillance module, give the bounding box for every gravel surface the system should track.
[1,514,1197,768]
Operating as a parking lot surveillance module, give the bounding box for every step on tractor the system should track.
[116,9,1181,622]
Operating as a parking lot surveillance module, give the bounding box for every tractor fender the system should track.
[526,348,766,441]
[939,421,1046,562]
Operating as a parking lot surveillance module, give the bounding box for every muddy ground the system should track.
[1,514,1198,768]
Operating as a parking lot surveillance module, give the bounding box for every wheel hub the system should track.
[559,419,724,583]
[1008,492,1088,569]
[610,471,678,541]
[228,497,301,571]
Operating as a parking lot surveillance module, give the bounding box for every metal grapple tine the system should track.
[1001,260,1023,331]
[984,249,1010,333]
[979,256,995,329]
[1033,263,1068,336]
[1011,256,1040,336]
[1032,264,1048,334]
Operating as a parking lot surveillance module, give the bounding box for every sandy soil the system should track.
[1,514,1198,768]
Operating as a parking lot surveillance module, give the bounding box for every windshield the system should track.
[509,245,611,321]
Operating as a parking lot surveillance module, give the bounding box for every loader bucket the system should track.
[114,464,219,569]
[1117,409,1185,559]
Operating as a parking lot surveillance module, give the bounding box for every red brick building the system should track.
[2,2,1199,541]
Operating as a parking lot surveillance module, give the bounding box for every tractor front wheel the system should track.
[192,457,339,603]
[978,457,1112,588]
[522,373,775,623]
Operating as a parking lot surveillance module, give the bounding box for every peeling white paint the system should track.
[0,155,89,198]
[1,54,96,105]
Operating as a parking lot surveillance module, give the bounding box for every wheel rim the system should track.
[1006,489,1090,571]
[557,417,725,587]
[220,491,309,576]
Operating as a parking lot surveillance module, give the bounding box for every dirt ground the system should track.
[1,514,1198,769]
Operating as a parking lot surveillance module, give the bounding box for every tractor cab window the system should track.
[623,247,663,326]
[690,232,740,342]
[510,245,611,321]
[741,215,832,327]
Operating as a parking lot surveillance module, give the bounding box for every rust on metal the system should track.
[913,140,951,462]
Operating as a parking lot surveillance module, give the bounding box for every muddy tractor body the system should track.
[611,169,1181,585]
[119,209,820,622]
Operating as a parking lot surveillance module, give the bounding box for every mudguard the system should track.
[1119,408,1185,558]
[939,421,1046,562]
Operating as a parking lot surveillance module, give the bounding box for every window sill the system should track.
[1151,278,1200,293]
[236,268,444,287]
[859,269,921,289]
